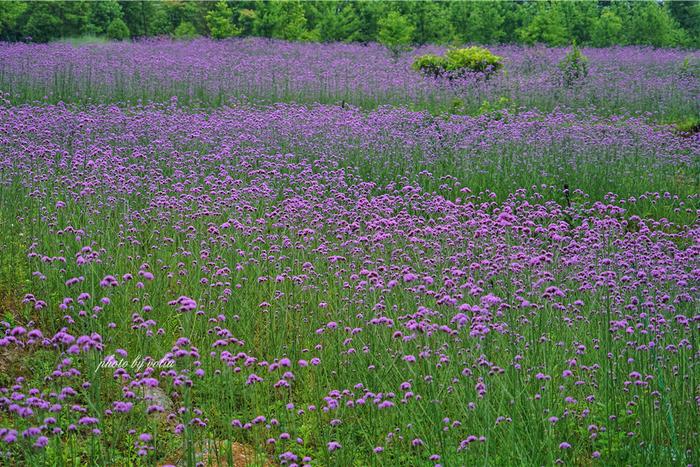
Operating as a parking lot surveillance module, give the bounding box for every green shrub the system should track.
[675,116,700,136]
[411,54,446,78]
[174,21,198,40]
[106,18,130,41]
[558,44,589,87]
[443,47,503,76]
[413,46,503,79]
[679,55,699,79]
[477,96,512,117]
[449,98,464,114]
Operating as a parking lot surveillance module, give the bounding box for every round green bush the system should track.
[443,47,503,76]
[174,21,198,40]
[413,46,503,79]
[411,54,446,78]
[106,18,130,41]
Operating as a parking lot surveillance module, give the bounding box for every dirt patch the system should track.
[161,439,262,467]
[0,345,33,386]
[0,286,22,320]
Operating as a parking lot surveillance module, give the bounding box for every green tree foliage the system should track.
[353,1,390,43]
[20,4,60,42]
[499,2,525,43]
[21,1,89,42]
[1,0,696,47]
[206,0,240,39]
[150,8,173,36]
[451,2,506,44]
[174,21,198,40]
[0,1,28,41]
[667,0,700,45]
[118,1,156,37]
[404,1,453,44]
[377,11,415,57]
[253,1,315,41]
[558,0,597,44]
[591,8,623,47]
[518,3,569,46]
[85,1,122,36]
[106,18,129,41]
[237,8,257,36]
[310,1,361,43]
[164,1,209,36]
[625,2,679,47]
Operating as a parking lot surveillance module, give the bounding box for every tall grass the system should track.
[51,35,110,47]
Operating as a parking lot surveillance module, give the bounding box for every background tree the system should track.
[85,1,123,36]
[591,7,623,47]
[118,1,156,37]
[150,6,173,36]
[354,1,391,43]
[206,1,239,39]
[311,1,361,43]
[237,8,257,36]
[377,11,415,57]
[667,0,700,46]
[174,21,197,39]
[20,3,60,42]
[159,1,208,37]
[21,1,89,42]
[623,1,685,47]
[517,2,568,46]
[404,1,453,45]
[0,1,27,41]
[558,0,597,44]
[500,1,525,43]
[451,2,506,44]
[252,1,314,41]
[1,0,697,47]
[106,17,129,41]
[276,1,315,41]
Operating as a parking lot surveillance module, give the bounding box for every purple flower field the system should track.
[0,39,699,466]
[0,38,698,118]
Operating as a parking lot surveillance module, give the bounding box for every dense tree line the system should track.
[0,0,698,47]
